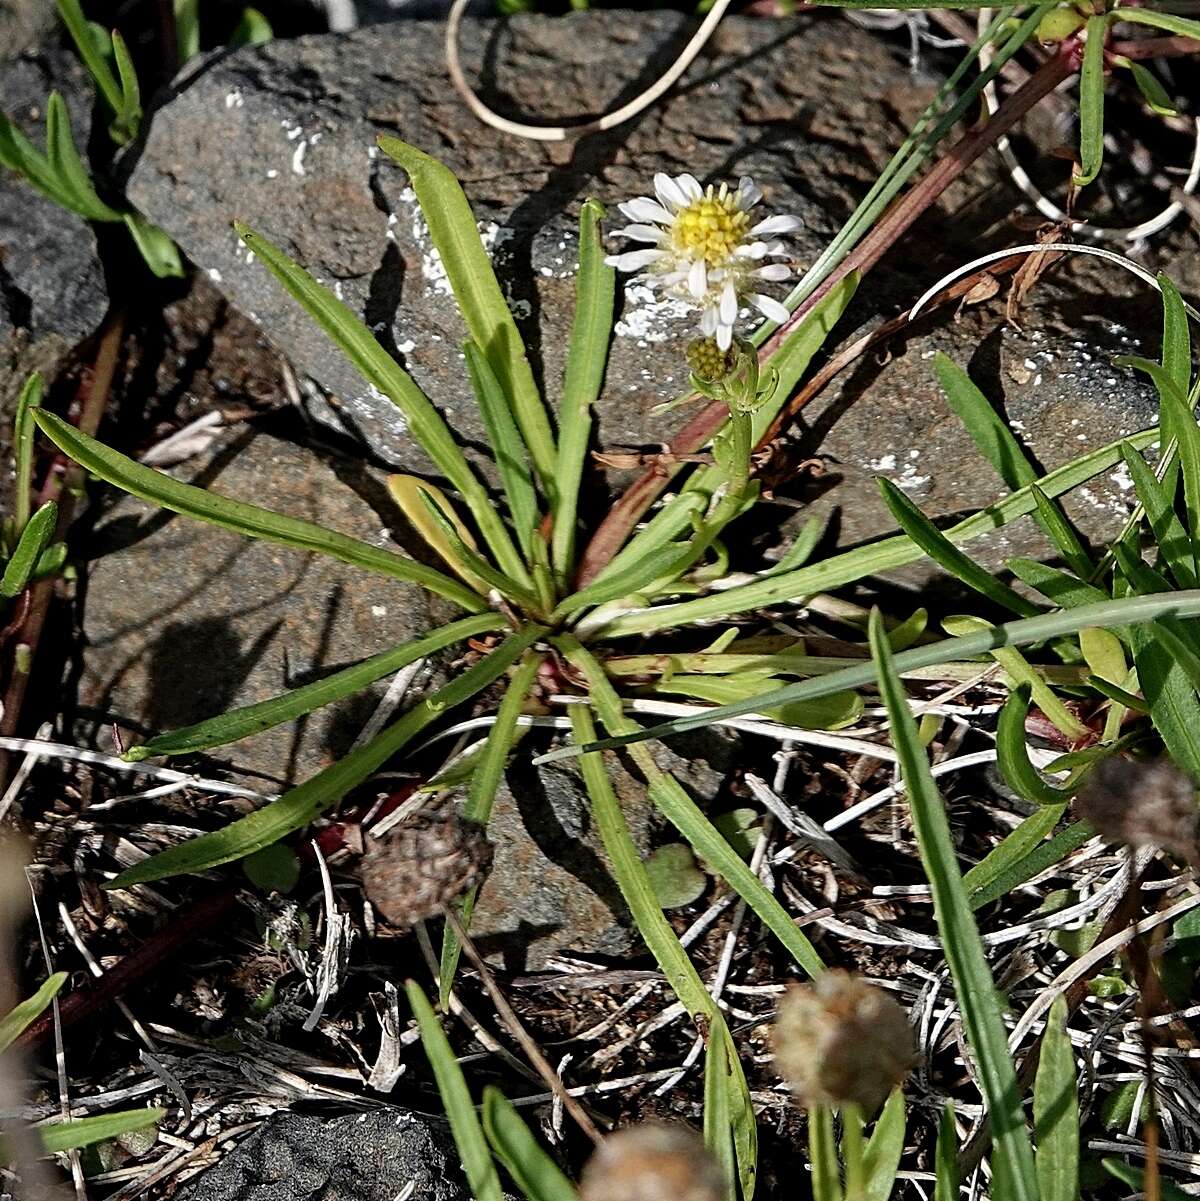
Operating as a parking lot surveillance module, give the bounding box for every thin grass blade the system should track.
[481,1087,578,1201]
[35,410,484,612]
[38,1108,165,1155]
[1073,15,1108,187]
[439,652,543,1009]
[376,138,557,495]
[0,503,57,598]
[863,1089,906,1201]
[126,614,502,761]
[1034,994,1079,1201]
[0,973,67,1052]
[107,627,542,887]
[55,0,123,116]
[869,609,1039,1201]
[407,981,504,1201]
[553,199,613,580]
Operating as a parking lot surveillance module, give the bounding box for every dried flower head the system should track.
[361,808,493,928]
[606,173,801,351]
[579,1124,725,1201]
[772,970,915,1113]
[1075,756,1200,864]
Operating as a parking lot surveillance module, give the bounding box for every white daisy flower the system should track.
[605,173,801,351]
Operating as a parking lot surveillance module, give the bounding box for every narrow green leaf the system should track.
[1073,15,1108,187]
[439,652,542,1009]
[109,30,141,143]
[935,353,1036,489]
[942,615,1088,741]
[235,224,522,575]
[1102,1158,1193,1201]
[416,491,541,612]
[565,697,757,1199]
[996,684,1076,806]
[1129,63,1177,117]
[463,340,540,572]
[107,627,541,887]
[1110,8,1200,40]
[55,0,123,116]
[703,1029,737,1201]
[550,588,1200,761]
[1029,484,1093,580]
[44,93,121,221]
[0,973,67,1051]
[808,1106,842,1201]
[0,110,75,213]
[553,541,697,620]
[962,803,1066,901]
[604,427,1158,641]
[559,635,824,979]
[0,502,56,598]
[231,6,273,45]
[934,1106,959,1201]
[1034,994,1079,1201]
[481,1087,577,1201]
[1159,274,1191,397]
[11,373,42,537]
[38,1108,165,1155]
[968,820,1093,911]
[126,613,502,761]
[1007,558,1109,610]
[1119,442,1196,589]
[868,609,1039,1201]
[376,138,557,496]
[174,0,200,63]
[1130,623,1200,781]
[35,409,484,613]
[863,1089,906,1201]
[407,982,504,1201]
[123,213,184,279]
[553,198,613,580]
[879,477,1039,618]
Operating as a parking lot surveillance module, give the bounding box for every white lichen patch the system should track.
[225,89,244,109]
[614,283,693,344]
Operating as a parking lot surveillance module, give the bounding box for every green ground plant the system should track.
[11,2,1200,1196]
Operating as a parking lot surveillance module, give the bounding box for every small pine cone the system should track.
[1075,756,1200,864]
[361,808,493,928]
[580,1124,725,1201]
[772,970,915,1114]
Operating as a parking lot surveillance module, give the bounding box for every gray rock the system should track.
[472,728,733,970]
[778,309,1163,581]
[75,424,436,785]
[0,0,56,54]
[125,13,907,471]
[175,1109,484,1201]
[0,45,107,416]
[125,11,1184,573]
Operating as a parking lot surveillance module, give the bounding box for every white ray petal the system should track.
[615,223,668,244]
[752,294,791,324]
[752,263,792,282]
[751,214,803,236]
[654,173,689,211]
[735,242,770,260]
[716,321,734,351]
[677,173,704,201]
[700,305,719,336]
[737,177,763,209]
[688,258,708,299]
[719,279,739,326]
[620,197,675,225]
[606,248,667,272]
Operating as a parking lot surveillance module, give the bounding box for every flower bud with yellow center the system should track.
[686,336,737,383]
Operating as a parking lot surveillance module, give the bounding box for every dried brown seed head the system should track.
[361,808,493,928]
[1075,757,1200,864]
[772,970,915,1114]
[579,1124,725,1201]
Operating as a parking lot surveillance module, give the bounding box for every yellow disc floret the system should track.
[671,184,751,266]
